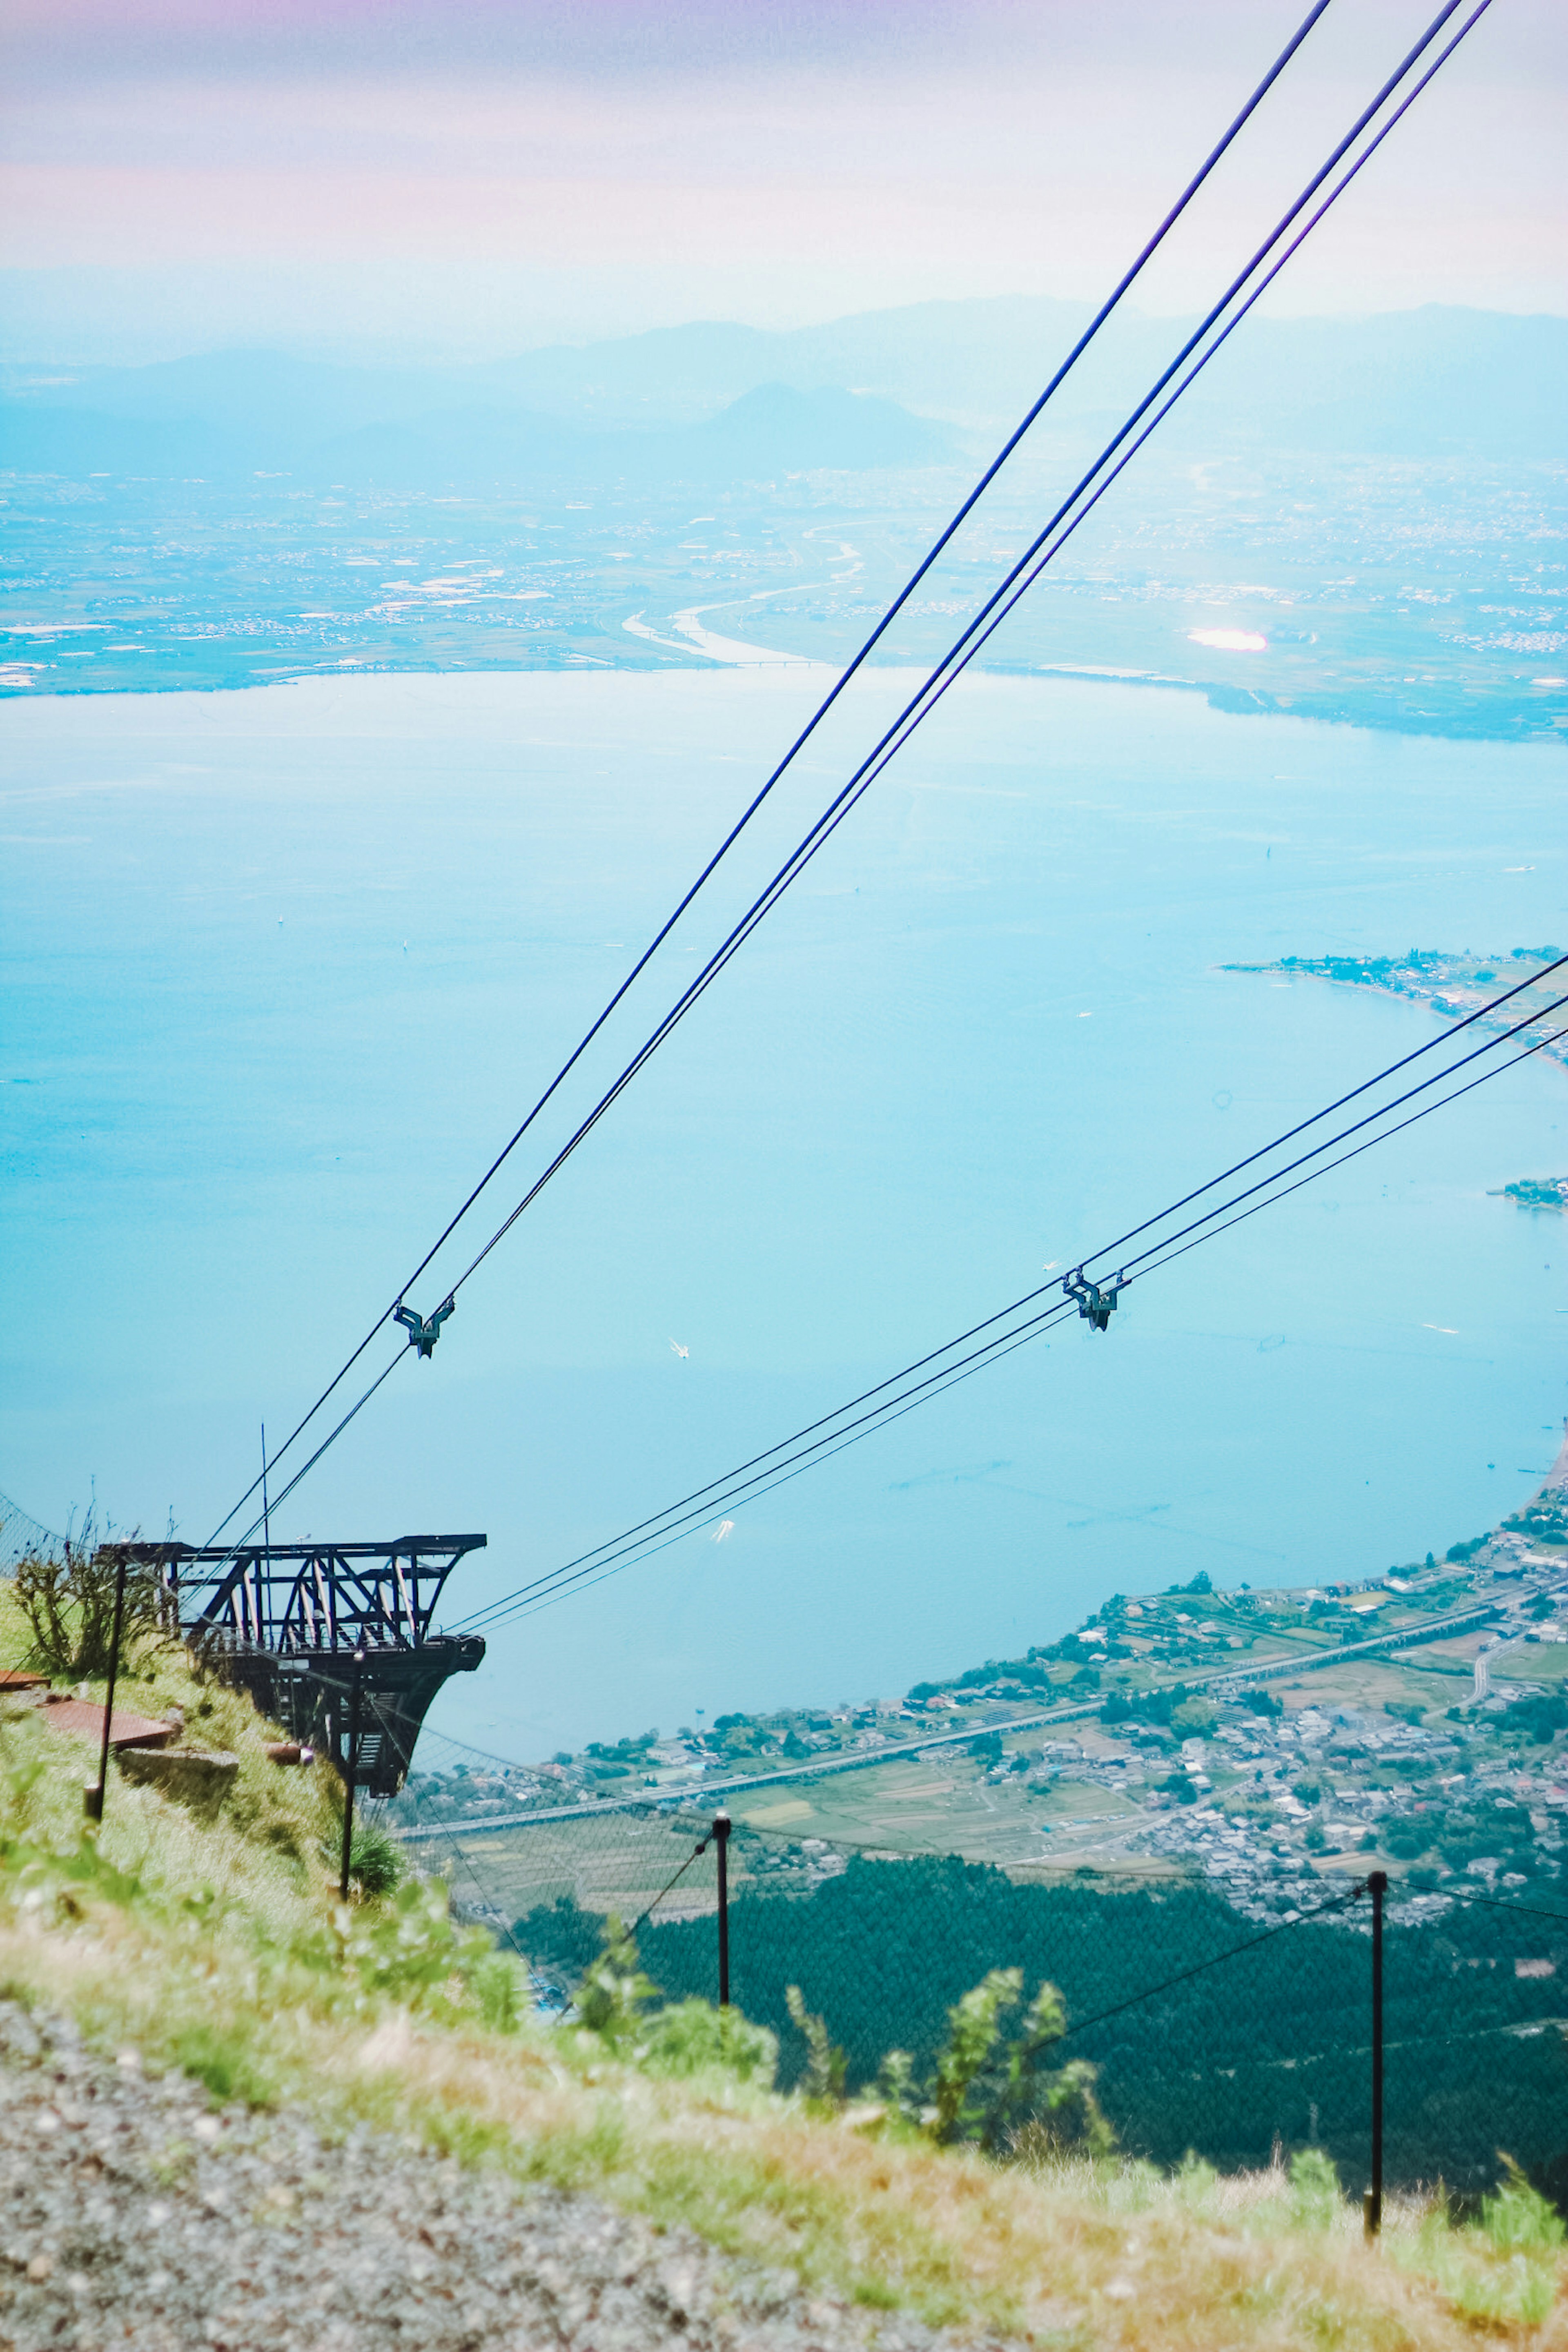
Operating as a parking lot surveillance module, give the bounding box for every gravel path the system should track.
[0,2002,1006,2352]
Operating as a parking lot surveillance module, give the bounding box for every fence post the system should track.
[1363,1869,1386,2241]
[712,1810,731,2007]
[84,1554,129,1823]
[338,1651,364,1901]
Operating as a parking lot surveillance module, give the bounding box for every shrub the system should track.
[336,1876,522,2024]
[922,1969,1113,2158]
[575,1915,658,2046]
[1482,2162,1565,2256]
[873,2047,919,2121]
[786,1983,847,2106]
[347,1819,405,1898]
[12,1541,164,1679]
[1289,2145,1341,2229]
[636,1998,777,2085]
[1396,2162,1563,2326]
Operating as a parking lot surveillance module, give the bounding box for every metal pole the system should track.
[85,1554,128,1823]
[338,1651,364,1900]
[712,1810,731,2007]
[261,1423,272,1617]
[1363,1869,1386,2240]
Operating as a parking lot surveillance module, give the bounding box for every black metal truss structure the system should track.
[109,1535,486,1797]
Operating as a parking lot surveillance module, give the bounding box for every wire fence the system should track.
[383,1763,1568,2201]
[11,1567,1558,2201]
[0,1490,65,1575]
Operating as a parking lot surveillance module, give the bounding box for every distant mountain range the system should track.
[0,298,1561,486]
[0,376,957,489]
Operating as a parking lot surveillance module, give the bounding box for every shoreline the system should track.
[1231,949,1568,1082]
[5,655,1567,754]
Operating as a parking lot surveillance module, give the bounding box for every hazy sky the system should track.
[2,0,1564,359]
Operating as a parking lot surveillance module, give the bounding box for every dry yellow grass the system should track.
[2,1593,1564,2349]
[2,1902,1563,2352]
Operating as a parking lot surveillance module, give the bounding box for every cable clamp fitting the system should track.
[1062,1267,1129,1333]
[394,1296,456,1359]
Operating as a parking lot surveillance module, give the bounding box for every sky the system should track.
[2,0,1564,362]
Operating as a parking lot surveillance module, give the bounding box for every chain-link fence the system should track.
[387,1761,1568,2202]
[0,1489,65,1575]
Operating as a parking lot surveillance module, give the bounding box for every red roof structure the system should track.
[38,1696,174,1750]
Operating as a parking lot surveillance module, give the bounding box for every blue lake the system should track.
[3,666,1566,1755]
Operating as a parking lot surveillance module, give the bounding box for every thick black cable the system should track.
[1116,983,1568,1282]
[215,1,1486,1555]
[1126,1022,1568,1291]
[1052,1882,1367,2050]
[456,971,1568,1625]
[844,0,1498,843]
[465,1296,1078,1630]
[432,0,1474,1312]
[471,0,1498,1283]
[503,1011,1561,1637]
[466,1014,1566,1630]
[210,8,1462,1554]
[204,6,1336,1550]
[456,938,1567,1626]
[470,1017,1566,1629]
[499,1309,1082,1627]
[459,1288,1080,1626]
[633,1836,714,1935]
[212,1350,406,1565]
[1428,1885,1568,1928]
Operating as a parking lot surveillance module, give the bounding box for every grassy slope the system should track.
[1,1590,1564,2351]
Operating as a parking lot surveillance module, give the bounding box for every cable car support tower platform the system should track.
[112,1535,486,1796]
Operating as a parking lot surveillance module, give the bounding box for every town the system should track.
[393,1442,1568,1935]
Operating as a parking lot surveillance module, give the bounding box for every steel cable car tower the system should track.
[109,1535,486,1795]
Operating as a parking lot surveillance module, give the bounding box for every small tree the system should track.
[785,1984,847,2105]
[924,1969,1113,2154]
[873,2047,920,2120]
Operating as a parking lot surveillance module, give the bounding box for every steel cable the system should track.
[203,3,1338,1552]
[427,1,1477,1323]
[450,945,1567,1628]
[208,0,1494,1566]
[833,0,1498,825]
[461,1008,1565,1632]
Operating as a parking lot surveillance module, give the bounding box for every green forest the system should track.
[516,1858,1568,2198]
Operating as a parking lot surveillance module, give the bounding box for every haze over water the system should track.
[4,665,1565,1755]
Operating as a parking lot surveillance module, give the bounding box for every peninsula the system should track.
[1226,944,1568,1078]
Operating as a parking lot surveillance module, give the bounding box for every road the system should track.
[399,1595,1503,1842]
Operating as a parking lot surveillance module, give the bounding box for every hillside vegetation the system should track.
[2,1582,1566,2350]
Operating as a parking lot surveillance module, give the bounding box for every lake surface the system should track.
[3,666,1566,1755]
